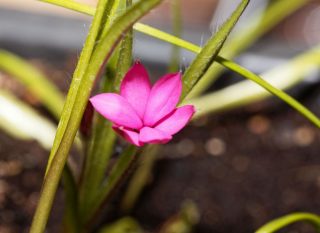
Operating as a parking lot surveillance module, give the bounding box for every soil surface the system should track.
[0,47,320,233]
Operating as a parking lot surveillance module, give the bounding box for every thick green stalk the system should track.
[181,0,250,100]
[255,212,320,233]
[45,0,110,173]
[0,50,64,118]
[30,0,110,229]
[78,0,124,220]
[30,0,163,232]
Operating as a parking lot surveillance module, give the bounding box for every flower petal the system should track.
[139,126,172,144]
[143,72,182,126]
[113,125,143,147]
[120,62,151,118]
[155,105,195,135]
[90,93,143,129]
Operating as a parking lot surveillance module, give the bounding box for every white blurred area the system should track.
[0,0,319,66]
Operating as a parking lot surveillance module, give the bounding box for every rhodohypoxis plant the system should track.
[90,62,195,146]
[0,0,317,232]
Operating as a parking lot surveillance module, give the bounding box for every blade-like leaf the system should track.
[181,0,250,100]
[85,145,137,225]
[30,0,163,232]
[0,50,64,118]
[121,144,158,212]
[255,212,320,233]
[188,0,309,98]
[79,0,133,220]
[188,45,320,120]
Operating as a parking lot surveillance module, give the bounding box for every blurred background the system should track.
[0,0,320,233]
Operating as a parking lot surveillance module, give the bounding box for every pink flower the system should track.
[90,62,195,147]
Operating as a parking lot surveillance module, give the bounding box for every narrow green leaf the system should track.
[39,0,95,15]
[121,145,159,212]
[255,212,320,233]
[85,145,138,225]
[46,0,111,172]
[30,0,163,232]
[0,50,64,118]
[188,0,309,98]
[188,45,320,120]
[181,0,250,100]
[78,72,117,222]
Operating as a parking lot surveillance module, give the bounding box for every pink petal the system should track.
[90,93,143,129]
[139,127,172,144]
[113,125,143,147]
[143,73,182,126]
[120,62,151,118]
[155,105,195,135]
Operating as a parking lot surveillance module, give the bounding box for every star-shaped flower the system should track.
[90,62,195,146]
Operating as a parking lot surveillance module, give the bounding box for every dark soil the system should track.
[0,48,319,233]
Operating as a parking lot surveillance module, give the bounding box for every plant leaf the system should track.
[188,45,320,120]
[255,212,320,233]
[98,217,142,233]
[30,0,163,232]
[79,0,132,220]
[188,0,309,98]
[181,0,250,100]
[85,145,138,225]
[0,50,64,118]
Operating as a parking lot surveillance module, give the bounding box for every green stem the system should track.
[45,0,110,174]
[78,0,124,221]
[30,0,163,232]
[255,212,320,233]
[121,145,159,212]
[84,145,138,226]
